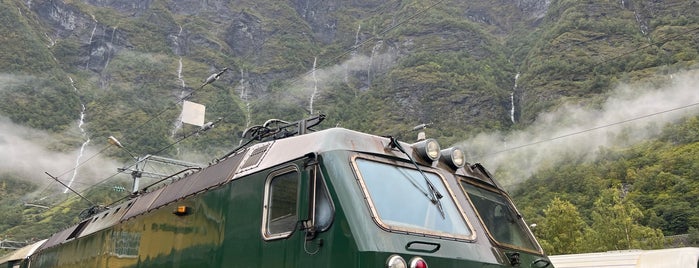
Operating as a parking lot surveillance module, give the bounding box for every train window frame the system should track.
[308,165,335,233]
[458,178,543,254]
[261,165,300,240]
[351,155,476,241]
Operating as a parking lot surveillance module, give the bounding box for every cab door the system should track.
[260,164,302,267]
[260,157,336,267]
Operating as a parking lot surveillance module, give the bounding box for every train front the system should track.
[309,128,553,267]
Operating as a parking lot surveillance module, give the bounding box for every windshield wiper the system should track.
[388,136,445,219]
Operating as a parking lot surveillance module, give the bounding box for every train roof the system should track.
[0,239,46,265]
[36,125,498,252]
[548,247,699,268]
[36,127,409,251]
[235,127,399,175]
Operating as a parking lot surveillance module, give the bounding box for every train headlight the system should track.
[412,139,440,162]
[440,147,465,169]
[409,257,428,268]
[386,255,407,268]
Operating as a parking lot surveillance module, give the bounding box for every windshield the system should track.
[460,181,540,252]
[355,158,472,239]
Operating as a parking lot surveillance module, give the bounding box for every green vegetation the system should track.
[514,116,699,252]
[0,173,131,253]
[0,0,698,255]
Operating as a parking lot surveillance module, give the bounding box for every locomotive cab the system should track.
[20,115,553,267]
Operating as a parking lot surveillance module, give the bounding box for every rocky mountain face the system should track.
[0,0,695,165]
[0,0,698,246]
[3,0,553,136]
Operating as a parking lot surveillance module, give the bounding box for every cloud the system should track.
[458,69,699,188]
[0,74,32,91]
[285,46,398,112]
[0,117,120,194]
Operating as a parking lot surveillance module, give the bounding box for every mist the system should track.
[285,49,398,111]
[458,69,699,188]
[0,117,121,197]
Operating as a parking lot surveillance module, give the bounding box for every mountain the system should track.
[0,0,698,253]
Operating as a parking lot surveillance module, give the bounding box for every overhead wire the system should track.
[42,82,224,206]
[479,102,699,158]
[43,1,699,204]
[17,0,455,224]
[47,0,450,195]
[490,22,699,158]
[282,0,450,87]
[594,25,699,71]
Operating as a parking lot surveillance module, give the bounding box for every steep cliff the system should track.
[0,0,696,160]
[1,0,698,246]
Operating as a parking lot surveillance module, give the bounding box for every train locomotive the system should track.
[2,115,553,267]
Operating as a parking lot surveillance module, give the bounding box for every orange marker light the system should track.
[174,205,190,216]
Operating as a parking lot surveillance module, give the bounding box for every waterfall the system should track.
[170,25,187,139]
[170,57,187,138]
[177,57,185,88]
[173,25,184,56]
[102,26,117,72]
[634,11,648,36]
[44,33,55,47]
[346,24,361,83]
[85,17,98,70]
[64,76,91,193]
[367,41,383,89]
[309,57,319,115]
[510,72,520,124]
[237,69,252,128]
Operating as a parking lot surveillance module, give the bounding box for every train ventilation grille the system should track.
[237,142,273,173]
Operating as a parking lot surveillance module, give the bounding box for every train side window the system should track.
[262,166,299,239]
[312,170,334,232]
[460,181,540,252]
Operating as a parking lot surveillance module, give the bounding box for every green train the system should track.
[2,115,553,267]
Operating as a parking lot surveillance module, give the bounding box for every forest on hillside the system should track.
[1,0,698,256]
[513,115,699,254]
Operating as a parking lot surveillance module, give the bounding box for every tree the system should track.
[586,187,664,251]
[539,197,588,254]
[688,227,699,246]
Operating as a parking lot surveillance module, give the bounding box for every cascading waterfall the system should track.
[237,69,252,128]
[44,33,55,47]
[346,24,361,83]
[177,57,185,88]
[170,25,187,139]
[65,76,91,193]
[174,25,183,55]
[102,26,117,73]
[85,16,98,70]
[367,41,383,89]
[309,57,319,115]
[634,12,648,36]
[170,57,187,139]
[510,72,519,124]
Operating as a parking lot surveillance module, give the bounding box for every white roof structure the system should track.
[0,240,46,265]
[549,247,699,268]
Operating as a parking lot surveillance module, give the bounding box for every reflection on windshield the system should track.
[460,181,539,251]
[355,158,472,238]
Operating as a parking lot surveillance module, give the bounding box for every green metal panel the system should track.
[26,128,553,267]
